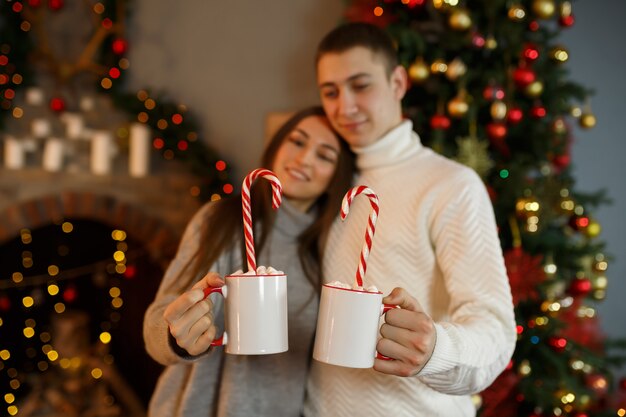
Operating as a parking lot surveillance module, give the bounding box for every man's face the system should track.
[317,46,406,148]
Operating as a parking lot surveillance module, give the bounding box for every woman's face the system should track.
[272,115,341,212]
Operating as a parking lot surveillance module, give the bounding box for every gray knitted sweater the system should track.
[144,199,319,417]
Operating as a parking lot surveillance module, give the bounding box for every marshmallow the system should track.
[326,280,351,289]
[231,266,284,276]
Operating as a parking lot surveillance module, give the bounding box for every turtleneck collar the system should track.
[273,197,317,238]
[351,120,423,170]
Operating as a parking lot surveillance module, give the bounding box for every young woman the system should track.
[143,106,355,417]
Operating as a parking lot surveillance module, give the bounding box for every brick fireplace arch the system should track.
[0,168,203,265]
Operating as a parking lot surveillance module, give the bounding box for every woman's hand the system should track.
[163,272,225,356]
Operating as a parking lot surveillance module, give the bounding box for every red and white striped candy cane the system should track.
[242,168,283,272]
[340,185,379,288]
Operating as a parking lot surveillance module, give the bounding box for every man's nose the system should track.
[338,90,357,116]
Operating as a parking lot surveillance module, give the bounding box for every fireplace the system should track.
[0,166,202,414]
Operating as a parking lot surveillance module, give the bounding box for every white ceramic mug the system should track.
[204,273,288,355]
[312,283,397,368]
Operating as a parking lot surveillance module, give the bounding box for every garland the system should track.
[0,0,232,201]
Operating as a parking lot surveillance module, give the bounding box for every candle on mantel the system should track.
[61,112,84,140]
[42,138,64,172]
[31,118,51,138]
[25,87,45,106]
[129,123,150,177]
[91,130,113,175]
[4,136,25,169]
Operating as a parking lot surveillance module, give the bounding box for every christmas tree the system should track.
[342,1,626,416]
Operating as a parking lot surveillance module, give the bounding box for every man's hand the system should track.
[374,287,436,377]
[163,272,224,356]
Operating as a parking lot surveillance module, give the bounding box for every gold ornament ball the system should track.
[408,58,430,84]
[593,275,608,290]
[490,100,508,120]
[447,96,469,118]
[449,9,472,31]
[550,46,569,63]
[430,59,448,74]
[593,289,606,301]
[518,360,532,376]
[508,4,526,21]
[570,106,582,117]
[515,196,540,218]
[552,118,567,134]
[446,57,467,81]
[559,197,575,214]
[585,220,602,238]
[532,0,556,19]
[580,113,597,129]
[485,35,498,50]
[560,1,572,17]
[593,256,608,272]
[525,80,544,98]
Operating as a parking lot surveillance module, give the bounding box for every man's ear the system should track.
[390,65,408,100]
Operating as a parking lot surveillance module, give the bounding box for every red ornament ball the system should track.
[523,43,540,62]
[112,38,128,55]
[430,114,451,130]
[49,97,65,112]
[530,105,547,118]
[28,0,42,7]
[513,67,536,88]
[472,32,485,48]
[552,154,570,169]
[571,215,590,231]
[507,107,524,124]
[619,377,626,390]
[486,122,507,140]
[48,0,63,11]
[559,14,575,27]
[548,336,568,352]
[482,85,505,101]
[569,277,592,296]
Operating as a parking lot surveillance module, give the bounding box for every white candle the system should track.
[61,112,84,140]
[4,136,25,169]
[31,118,51,138]
[25,87,45,106]
[42,138,64,172]
[80,96,95,112]
[129,123,150,177]
[91,130,113,175]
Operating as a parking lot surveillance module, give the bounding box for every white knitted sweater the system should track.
[303,121,516,417]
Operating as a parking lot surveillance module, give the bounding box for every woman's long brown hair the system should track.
[177,106,355,291]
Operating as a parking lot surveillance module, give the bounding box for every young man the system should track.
[304,22,516,416]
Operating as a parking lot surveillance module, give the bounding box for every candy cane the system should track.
[340,186,379,288]
[242,168,283,272]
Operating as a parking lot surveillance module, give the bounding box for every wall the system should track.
[126,1,626,358]
[126,0,344,179]
[561,0,626,361]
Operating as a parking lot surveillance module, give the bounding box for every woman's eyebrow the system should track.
[293,128,310,138]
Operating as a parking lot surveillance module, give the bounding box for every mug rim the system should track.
[323,283,382,294]
[226,273,286,278]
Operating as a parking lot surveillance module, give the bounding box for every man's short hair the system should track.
[316,22,399,76]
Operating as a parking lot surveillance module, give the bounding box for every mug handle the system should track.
[203,286,228,347]
[376,303,400,361]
